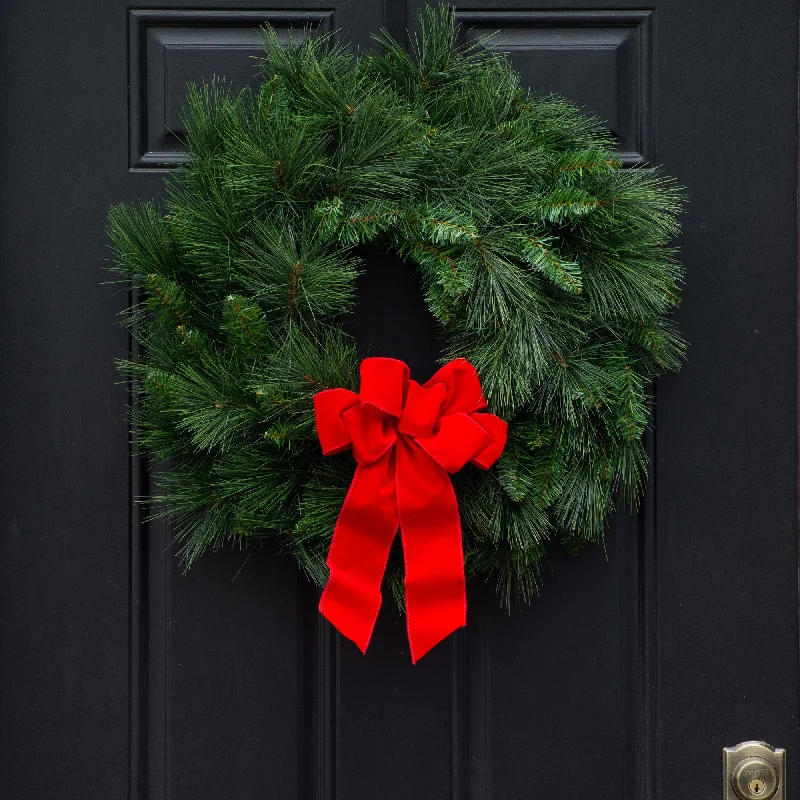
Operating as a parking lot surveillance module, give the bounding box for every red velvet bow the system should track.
[313,357,508,662]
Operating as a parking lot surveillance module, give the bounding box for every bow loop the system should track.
[342,404,397,465]
[423,358,487,416]
[313,388,359,456]
[397,380,447,438]
[414,413,492,473]
[359,357,409,417]
[468,412,509,470]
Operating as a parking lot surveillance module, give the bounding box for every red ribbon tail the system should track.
[319,452,399,653]
[395,438,467,663]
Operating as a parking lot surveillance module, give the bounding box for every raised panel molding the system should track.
[457,11,653,165]
[129,9,334,170]
[130,9,650,169]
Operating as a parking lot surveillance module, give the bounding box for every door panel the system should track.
[458,10,653,165]
[129,9,335,168]
[1,2,797,799]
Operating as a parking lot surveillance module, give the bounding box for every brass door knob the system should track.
[731,757,778,800]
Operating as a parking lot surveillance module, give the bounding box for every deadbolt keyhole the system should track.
[750,779,766,795]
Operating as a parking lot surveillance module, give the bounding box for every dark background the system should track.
[0,2,798,798]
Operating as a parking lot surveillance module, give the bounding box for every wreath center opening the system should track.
[341,245,444,379]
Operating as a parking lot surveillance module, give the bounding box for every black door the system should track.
[1,2,798,798]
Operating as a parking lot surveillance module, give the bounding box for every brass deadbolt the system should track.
[731,757,778,800]
[724,742,785,800]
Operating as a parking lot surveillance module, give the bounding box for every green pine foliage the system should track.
[109,5,684,610]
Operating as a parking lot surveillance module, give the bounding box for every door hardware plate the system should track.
[724,742,785,800]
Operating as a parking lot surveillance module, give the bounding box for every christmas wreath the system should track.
[109,6,684,661]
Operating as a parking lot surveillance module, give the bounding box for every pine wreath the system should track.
[109,5,684,614]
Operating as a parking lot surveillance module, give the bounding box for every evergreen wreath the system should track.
[109,5,684,612]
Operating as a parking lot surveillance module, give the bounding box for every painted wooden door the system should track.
[1,2,797,798]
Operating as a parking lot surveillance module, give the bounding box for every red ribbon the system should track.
[313,357,508,662]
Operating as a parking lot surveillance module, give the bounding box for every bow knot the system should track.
[313,357,507,662]
[316,357,506,471]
